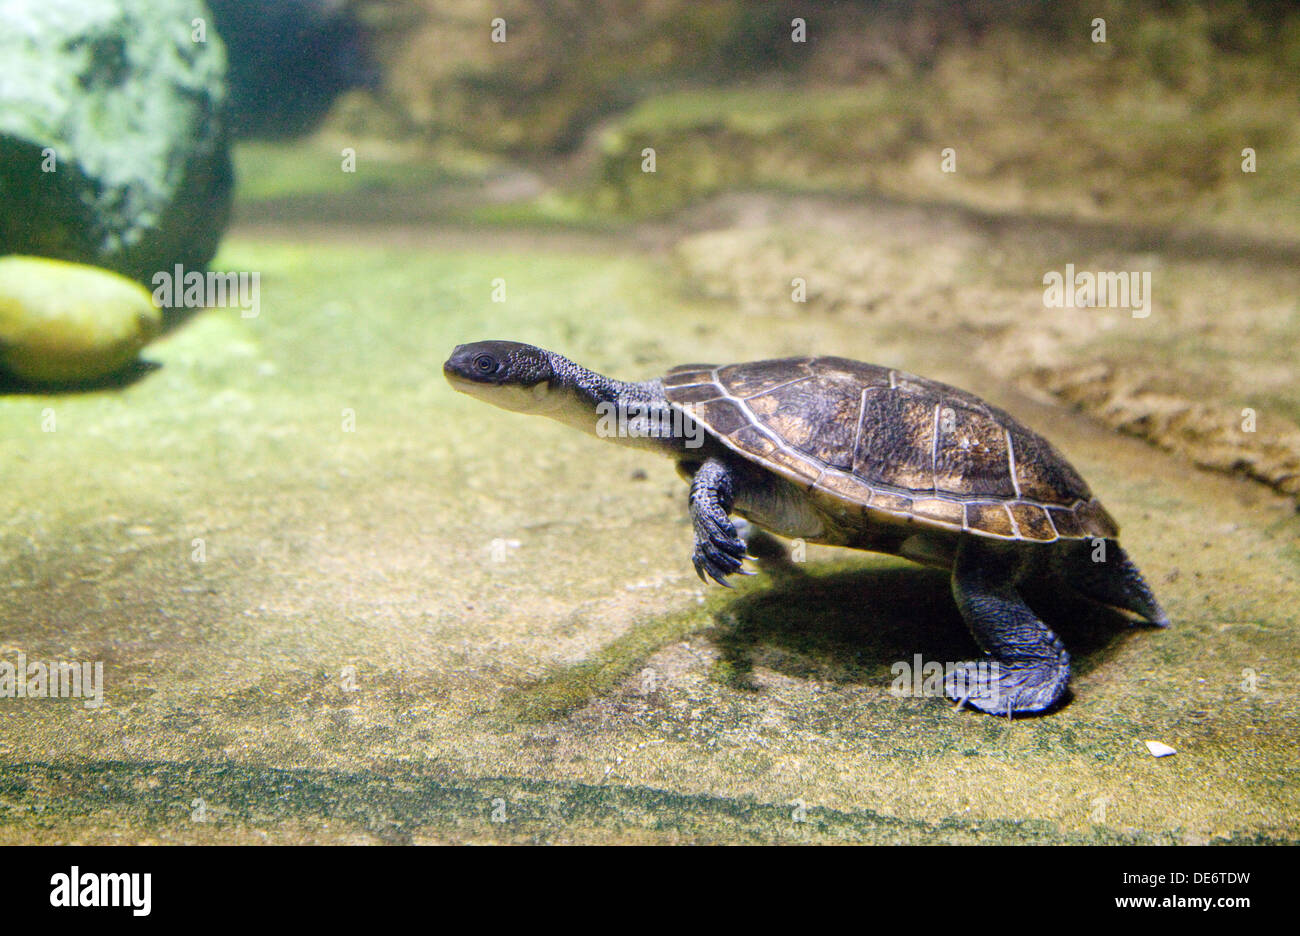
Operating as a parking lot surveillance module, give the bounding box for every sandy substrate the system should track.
[0,203,1296,844]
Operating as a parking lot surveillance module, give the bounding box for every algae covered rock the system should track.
[0,256,162,383]
[0,0,233,285]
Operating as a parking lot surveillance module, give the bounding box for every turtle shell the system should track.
[662,357,1117,543]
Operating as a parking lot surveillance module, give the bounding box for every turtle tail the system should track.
[1051,539,1170,628]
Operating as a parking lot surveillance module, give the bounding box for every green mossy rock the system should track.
[0,256,162,383]
[0,0,232,285]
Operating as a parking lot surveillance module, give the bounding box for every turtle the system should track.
[443,340,1169,715]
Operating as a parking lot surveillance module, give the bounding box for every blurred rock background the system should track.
[2,0,1294,481]
[318,0,1299,238]
[0,0,232,284]
[265,0,1298,500]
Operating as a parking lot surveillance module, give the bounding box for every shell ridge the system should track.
[930,402,942,493]
[1006,428,1023,498]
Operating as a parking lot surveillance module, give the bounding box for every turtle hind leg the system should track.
[1051,539,1170,628]
[945,538,1071,716]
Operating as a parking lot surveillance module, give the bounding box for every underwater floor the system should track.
[1,196,1297,843]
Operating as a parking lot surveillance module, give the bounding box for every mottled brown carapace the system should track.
[664,357,1118,544]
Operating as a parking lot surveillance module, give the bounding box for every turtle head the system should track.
[443,340,559,414]
[445,340,682,452]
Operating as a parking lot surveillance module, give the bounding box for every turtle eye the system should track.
[473,353,497,374]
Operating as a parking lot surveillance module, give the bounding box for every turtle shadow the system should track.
[705,561,1139,694]
[0,358,162,395]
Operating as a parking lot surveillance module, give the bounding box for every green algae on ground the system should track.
[232,139,468,204]
[503,605,712,723]
[4,759,1290,845]
[1,213,1297,845]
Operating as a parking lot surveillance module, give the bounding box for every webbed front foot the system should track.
[692,523,749,586]
[689,457,753,587]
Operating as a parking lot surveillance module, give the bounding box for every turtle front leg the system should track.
[688,457,752,586]
[946,538,1071,715]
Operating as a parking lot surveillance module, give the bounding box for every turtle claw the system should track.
[693,547,745,586]
[693,555,735,587]
[691,523,749,587]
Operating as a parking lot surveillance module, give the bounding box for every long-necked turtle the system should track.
[444,341,1168,715]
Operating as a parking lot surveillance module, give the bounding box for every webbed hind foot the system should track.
[946,537,1071,715]
[945,658,1070,716]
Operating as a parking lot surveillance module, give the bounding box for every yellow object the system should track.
[0,256,162,383]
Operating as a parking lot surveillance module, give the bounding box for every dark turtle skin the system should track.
[445,341,1169,716]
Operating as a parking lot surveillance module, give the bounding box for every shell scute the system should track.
[1008,503,1058,542]
[853,391,935,492]
[934,406,1017,497]
[693,397,750,436]
[1047,506,1084,539]
[964,503,1016,538]
[1007,427,1088,503]
[662,366,717,392]
[870,490,913,513]
[818,471,877,505]
[663,356,1111,542]
[750,375,861,470]
[1076,498,1120,539]
[718,358,813,398]
[910,498,966,528]
[669,382,724,405]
